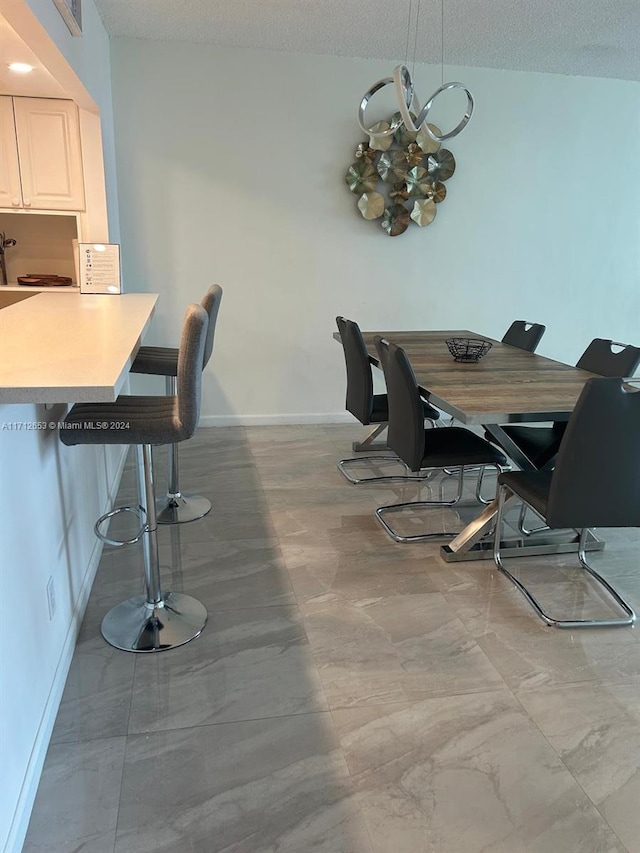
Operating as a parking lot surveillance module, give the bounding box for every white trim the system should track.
[4,445,128,853]
[198,412,354,427]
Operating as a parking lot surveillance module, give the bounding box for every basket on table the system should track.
[445,337,492,363]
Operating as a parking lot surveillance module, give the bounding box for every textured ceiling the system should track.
[93,0,640,82]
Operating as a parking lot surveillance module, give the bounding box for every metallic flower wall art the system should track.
[345,118,457,237]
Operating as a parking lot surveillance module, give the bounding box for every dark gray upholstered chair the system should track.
[501,320,546,352]
[59,304,209,652]
[131,285,223,524]
[493,377,639,628]
[374,337,507,542]
[335,316,440,484]
[485,338,640,472]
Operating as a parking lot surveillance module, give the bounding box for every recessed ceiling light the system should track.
[8,63,34,74]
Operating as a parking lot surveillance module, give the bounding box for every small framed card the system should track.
[78,243,121,294]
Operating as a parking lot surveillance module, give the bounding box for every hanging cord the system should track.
[405,0,413,66]
[411,0,422,79]
[441,0,445,85]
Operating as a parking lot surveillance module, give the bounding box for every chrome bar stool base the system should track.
[101,592,207,652]
[156,493,212,525]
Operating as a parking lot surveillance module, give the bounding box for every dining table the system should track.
[345,328,604,563]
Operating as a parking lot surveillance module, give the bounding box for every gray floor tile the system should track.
[127,606,328,733]
[300,593,506,707]
[115,715,373,853]
[333,692,629,853]
[51,635,135,744]
[156,535,297,610]
[516,680,640,853]
[23,737,126,853]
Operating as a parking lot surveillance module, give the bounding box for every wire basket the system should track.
[445,337,492,363]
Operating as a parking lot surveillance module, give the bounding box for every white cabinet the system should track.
[0,96,85,211]
[0,97,22,209]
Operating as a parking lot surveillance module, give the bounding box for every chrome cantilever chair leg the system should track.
[337,456,433,485]
[493,485,636,628]
[340,417,438,484]
[377,464,505,542]
[516,502,550,536]
[156,376,212,524]
[375,467,466,542]
[475,463,512,505]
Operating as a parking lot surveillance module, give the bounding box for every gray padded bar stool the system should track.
[59,303,209,652]
[131,285,223,524]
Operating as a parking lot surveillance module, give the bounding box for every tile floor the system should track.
[23,425,640,852]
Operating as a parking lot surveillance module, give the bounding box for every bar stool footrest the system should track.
[94,505,146,547]
[101,592,208,652]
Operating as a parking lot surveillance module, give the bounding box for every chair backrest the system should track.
[336,316,375,425]
[501,320,546,352]
[546,377,640,528]
[375,337,425,471]
[575,338,640,377]
[201,284,223,369]
[177,303,208,438]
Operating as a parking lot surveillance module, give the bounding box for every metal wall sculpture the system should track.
[345,112,456,237]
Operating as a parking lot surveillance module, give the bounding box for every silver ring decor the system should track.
[360,64,474,143]
[357,75,413,138]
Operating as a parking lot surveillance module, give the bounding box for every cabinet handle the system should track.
[23,198,31,206]
[12,197,21,206]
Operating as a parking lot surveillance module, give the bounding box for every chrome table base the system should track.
[101,592,207,652]
[352,422,388,453]
[441,528,605,562]
[440,491,605,563]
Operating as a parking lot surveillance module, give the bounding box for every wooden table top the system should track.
[353,329,595,425]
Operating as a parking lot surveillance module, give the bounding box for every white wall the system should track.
[0,3,121,852]
[110,41,640,423]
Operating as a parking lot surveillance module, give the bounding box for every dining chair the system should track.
[501,320,546,352]
[484,338,640,472]
[335,316,440,484]
[493,377,638,628]
[373,337,507,542]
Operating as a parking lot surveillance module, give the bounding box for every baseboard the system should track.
[4,446,129,853]
[198,412,354,427]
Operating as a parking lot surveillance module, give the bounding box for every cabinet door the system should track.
[13,97,85,211]
[0,97,23,208]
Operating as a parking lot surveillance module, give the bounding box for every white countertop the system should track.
[0,291,158,403]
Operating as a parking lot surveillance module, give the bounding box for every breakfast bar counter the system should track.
[0,291,158,404]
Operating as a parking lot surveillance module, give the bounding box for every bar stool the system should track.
[131,284,223,524]
[59,303,209,652]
